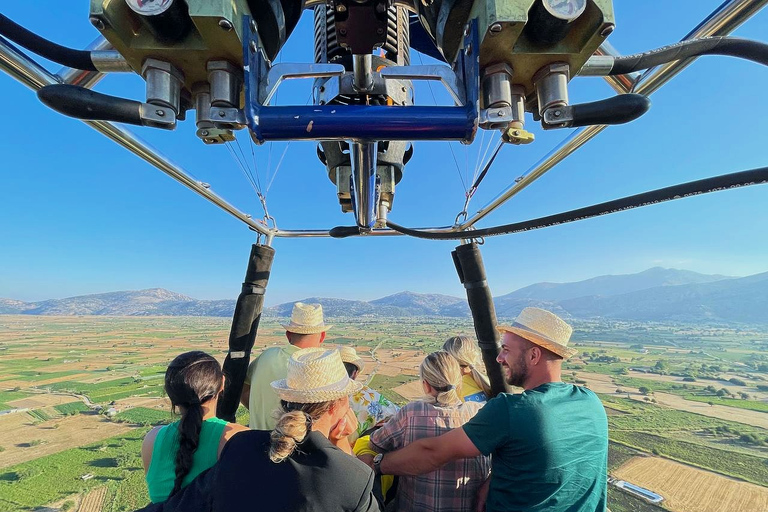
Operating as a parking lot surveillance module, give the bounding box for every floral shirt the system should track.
[350,385,400,436]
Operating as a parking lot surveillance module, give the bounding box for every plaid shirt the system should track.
[370,400,490,512]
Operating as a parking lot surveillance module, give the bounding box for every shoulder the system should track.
[142,425,164,449]
[141,425,165,470]
[220,429,270,456]
[222,422,249,440]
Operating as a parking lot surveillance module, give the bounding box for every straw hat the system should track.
[281,302,332,334]
[497,307,576,359]
[271,347,362,403]
[338,346,365,373]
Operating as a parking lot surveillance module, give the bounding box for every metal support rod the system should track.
[56,36,111,88]
[0,35,271,237]
[594,41,642,93]
[352,53,373,92]
[350,142,378,229]
[461,0,767,230]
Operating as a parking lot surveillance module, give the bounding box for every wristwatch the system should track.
[372,453,384,475]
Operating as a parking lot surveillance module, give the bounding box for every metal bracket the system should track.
[242,16,480,143]
[479,105,516,130]
[380,65,466,105]
[542,106,573,128]
[260,63,345,105]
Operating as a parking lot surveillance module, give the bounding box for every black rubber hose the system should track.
[38,84,143,125]
[0,13,96,71]
[569,94,651,128]
[386,166,768,240]
[610,37,768,75]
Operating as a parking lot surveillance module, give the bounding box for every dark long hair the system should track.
[164,351,223,497]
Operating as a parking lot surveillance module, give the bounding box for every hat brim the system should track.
[497,324,577,359]
[342,358,365,373]
[281,323,332,334]
[270,377,362,404]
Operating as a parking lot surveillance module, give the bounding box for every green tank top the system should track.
[146,417,228,503]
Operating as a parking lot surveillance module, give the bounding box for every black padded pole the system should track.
[217,244,276,421]
[452,243,510,397]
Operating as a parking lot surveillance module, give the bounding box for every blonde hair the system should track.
[269,400,335,463]
[420,351,462,406]
[443,336,492,397]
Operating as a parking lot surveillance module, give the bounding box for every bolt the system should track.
[513,130,520,136]
[155,109,165,117]
[319,86,325,93]
[489,23,503,34]
[250,20,258,33]
[219,19,233,31]
[554,110,562,117]
[336,4,347,13]
[466,44,472,56]
[464,24,470,37]
[600,24,615,37]
[89,17,105,31]
[497,110,504,117]
[249,41,258,53]
[205,138,216,144]
[200,130,209,136]
[339,28,347,36]
[376,28,384,35]
[376,3,387,13]
[218,110,227,117]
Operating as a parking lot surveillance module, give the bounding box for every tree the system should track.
[738,392,750,400]
[716,388,729,397]
[639,386,651,395]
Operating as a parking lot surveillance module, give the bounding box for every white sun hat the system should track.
[271,347,362,403]
[338,346,365,373]
[280,302,332,334]
[497,307,577,359]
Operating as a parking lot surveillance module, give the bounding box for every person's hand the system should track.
[357,453,375,469]
[475,477,490,512]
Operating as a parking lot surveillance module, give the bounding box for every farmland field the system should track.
[0,315,767,511]
[614,456,768,512]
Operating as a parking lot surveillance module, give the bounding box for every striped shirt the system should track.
[370,400,490,512]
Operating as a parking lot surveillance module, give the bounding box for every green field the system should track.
[0,315,766,511]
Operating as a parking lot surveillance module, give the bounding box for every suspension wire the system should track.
[458,139,505,220]
[389,166,768,240]
[417,51,466,192]
[472,128,487,183]
[266,141,292,194]
[225,141,260,196]
[235,136,262,193]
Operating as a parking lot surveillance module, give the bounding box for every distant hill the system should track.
[560,271,768,324]
[500,267,730,302]
[2,268,766,324]
[1,289,235,317]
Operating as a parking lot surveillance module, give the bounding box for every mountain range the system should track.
[1,267,766,324]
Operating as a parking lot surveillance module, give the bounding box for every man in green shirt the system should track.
[376,308,608,512]
[240,302,330,430]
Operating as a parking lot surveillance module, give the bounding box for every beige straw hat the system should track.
[281,302,332,334]
[338,346,365,373]
[271,347,362,403]
[497,307,577,359]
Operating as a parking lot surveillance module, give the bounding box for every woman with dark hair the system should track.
[134,347,380,512]
[141,351,247,503]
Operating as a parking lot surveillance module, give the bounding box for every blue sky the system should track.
[1,1,766,306]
